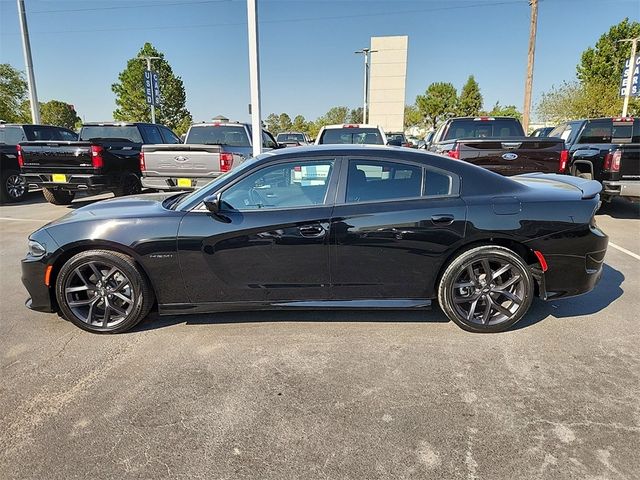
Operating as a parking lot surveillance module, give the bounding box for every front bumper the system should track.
[603,180,640,199]
[141,175,218,191]
[21,173,113,192]
[21,256,55,313]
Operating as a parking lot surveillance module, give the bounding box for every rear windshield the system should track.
[443,119,524,140]
[79,126,143,143]
[387,133,406,142]
[277,133,305,142]
[319,128,384,145]
[577,119,637,144]
[186,125,250,146]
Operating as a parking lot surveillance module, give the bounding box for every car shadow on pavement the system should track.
[598,197,640,220]
[132,263,624,333]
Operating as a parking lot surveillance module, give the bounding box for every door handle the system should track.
[298,225,326,238]
[431,214,454,226]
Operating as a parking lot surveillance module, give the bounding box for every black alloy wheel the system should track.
[438,245,534,333]
[1,170,28,203]
[55,250,154,333]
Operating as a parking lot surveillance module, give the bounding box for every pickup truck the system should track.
[141,122,280,191]
[1,123,77,203]
[427,117,567,176]
[549,117,640,202]
[20,122,179,205]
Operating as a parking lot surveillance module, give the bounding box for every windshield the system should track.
[277,133,305,142]
[186,125,250,146]
[79,126,142,142]
[318,128,384,145]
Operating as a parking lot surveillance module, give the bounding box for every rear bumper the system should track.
[603,180,640,199]
[21,173,114,192]
[141,175,219,191]
[21,256,55,313]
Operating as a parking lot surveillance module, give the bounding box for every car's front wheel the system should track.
[55,250,155,333]
[438,245,534,333]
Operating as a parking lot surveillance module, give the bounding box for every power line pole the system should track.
[355,48,377,124]
[138,56,161,123]
[247,0,262,157]
[16,0,40,124]
[619,37,640,118]
[522,0,538,133]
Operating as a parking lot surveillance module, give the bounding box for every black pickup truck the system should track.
[1,123,77,203]
[427,117,567,176]
[549,117,640,202]
[20,122,179,205]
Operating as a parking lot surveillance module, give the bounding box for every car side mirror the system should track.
[203,194,221,213]
[387,139,402,146]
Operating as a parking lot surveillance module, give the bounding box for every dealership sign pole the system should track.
[247,0,262,157]
[16,0,40,124]
[619,37,640,117]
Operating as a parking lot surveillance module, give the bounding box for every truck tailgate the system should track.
[457,137,564,175]
[619,144,640,180]
[141,144,224,178]
[20,141,94,173]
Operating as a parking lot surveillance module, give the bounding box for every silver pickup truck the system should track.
[141,122,280,191]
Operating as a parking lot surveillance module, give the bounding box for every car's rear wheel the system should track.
[43,187,75,205]
[113,173,142,197]
[55,250,154,333]
[438,245,534,333]
[1,169,28,203]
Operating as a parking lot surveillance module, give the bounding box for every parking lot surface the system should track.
[1,192,639,479]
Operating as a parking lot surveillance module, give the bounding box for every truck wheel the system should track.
[577,173,592,180]
[1,169,28,203]
[43,187,75,205]
[113,174,142,197]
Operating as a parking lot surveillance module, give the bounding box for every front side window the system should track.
[160,126,181,144]
[221,159,334,210]
[58,129,78,141]
[346,159,422,203]
[262,131,278,149]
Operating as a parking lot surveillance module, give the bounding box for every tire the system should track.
[0,169,28,203]
[43,187,75,205]
[577,172,592,180]
[113,173,142,197]
[438,245,534,333]
[55,250,155,333]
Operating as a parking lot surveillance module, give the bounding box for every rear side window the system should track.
[79,126,143,143]
[140,125,163,144]
[319,128,384,145]
[0,126,26,144]
[424,169,453,197]
[577,120,612,144]
[346,159,422,203]
[159,126,181,144]
[443,119,524,140]
[186,125,250,146]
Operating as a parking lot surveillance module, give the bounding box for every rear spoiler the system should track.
[517,173,602,199]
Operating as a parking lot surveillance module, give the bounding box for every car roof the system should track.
[321,124,381,129]
[82,122,151,126]
[190,122,247,127]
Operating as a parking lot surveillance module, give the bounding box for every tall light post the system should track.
[138,56,161,124]
[247,0,262,157]
[355,48,377,124]
[16,0,40,124]
[522,0,538,133]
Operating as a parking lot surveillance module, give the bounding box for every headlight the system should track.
[28,239,46,257]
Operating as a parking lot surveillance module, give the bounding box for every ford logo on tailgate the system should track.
[502,153,518,160]
[174,155,188,162]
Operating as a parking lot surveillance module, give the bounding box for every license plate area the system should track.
[52,174,67,183]
[176,178,192,188]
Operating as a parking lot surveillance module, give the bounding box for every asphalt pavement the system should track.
[1,192,639,480]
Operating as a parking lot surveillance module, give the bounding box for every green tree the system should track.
[404,104,423,128]
[416,82,457,128]
[112,42,192,131]
[457,75,483,116]
[292,114,307,132]
[317,106,350,126]
[265,113,280,133]
[486,102,522,120]
[348,107,363,123]
[278,113,292,132]
[0,64,28,122]
[40,100,80,129]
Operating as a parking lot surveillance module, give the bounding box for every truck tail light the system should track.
[219,152,233,172]
[17,145,24,167]
[139,151,146,171]
[447,144,460,160]
[603,150,621,172]
[559,149,568,173]
[91,145,104,169]
[342,124,359,128]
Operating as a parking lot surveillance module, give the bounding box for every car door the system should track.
[329,156,466,300]
[177,156,338,305]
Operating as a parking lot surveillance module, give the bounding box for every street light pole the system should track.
[522,0,538,133]
[619,37,640,118]
[16,0,40,124]
[138,56,161,123]
[247,0,262,157]
[355,48,377,124]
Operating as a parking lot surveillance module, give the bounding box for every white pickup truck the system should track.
[141,122,280,191]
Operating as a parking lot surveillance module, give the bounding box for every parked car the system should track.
[0,123,77,203]
[19,122,177,205]
[22,145,607,334]
[386,132,411,147]
[276,131,311,147]
[530,126,554,137]
[427,117,567,176]
[406,135,421,147]
[315,124,388,145]
[141,122,280,191]
[549,117,640,202]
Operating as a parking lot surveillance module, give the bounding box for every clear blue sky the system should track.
[1,0,638,124]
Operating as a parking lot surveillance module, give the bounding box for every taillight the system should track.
[16,145,24,167]
[447,144,460,159]
[139,151,146,171]
[219,152,233,172]
[91,145,104,169]
[603,150,621,172]
[559,149,568,173]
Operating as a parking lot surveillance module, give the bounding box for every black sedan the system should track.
[22,145,608,333]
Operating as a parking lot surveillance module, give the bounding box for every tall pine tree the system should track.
[457,75,483,117]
